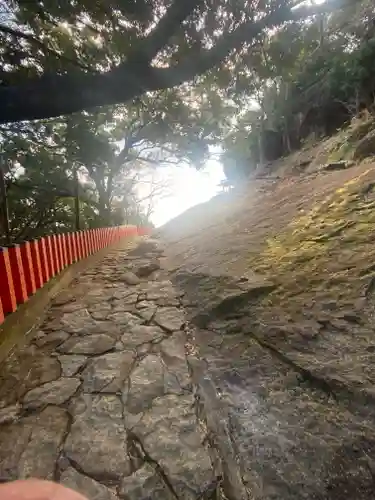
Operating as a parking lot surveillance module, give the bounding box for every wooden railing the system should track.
[0,225,151,325]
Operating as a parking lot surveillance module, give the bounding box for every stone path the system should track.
[0,239,238,500]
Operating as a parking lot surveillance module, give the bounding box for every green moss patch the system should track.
[249,169,375,309]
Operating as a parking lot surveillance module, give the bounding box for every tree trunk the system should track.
[0,158,11,245]
[74,166,80,231]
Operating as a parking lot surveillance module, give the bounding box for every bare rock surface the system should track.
[161,214,375,500]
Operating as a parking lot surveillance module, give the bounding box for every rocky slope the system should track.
[158,119,375,499]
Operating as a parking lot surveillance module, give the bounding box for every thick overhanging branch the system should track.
[129,0,204,64]
[0,0,356,124]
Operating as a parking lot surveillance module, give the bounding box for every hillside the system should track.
[158,119,375,499]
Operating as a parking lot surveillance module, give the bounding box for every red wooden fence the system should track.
[0,225,151,326]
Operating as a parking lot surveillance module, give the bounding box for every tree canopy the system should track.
[0,0,355,123]
[221,0,375,182]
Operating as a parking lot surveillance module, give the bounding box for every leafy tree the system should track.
[221,0,375,182]
[0,0,355,123]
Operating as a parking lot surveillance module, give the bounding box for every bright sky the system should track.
[149,156,225,228]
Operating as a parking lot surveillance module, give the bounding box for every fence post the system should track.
[0,247,17,314]
[88,230,93,254]
[38,237,50,283]
[83,231,89,257]
[45,236,56,278]
[7,244,28,305]
[56,234,65,271]
[79,231,85,258]
[66,233,73,265]
[29,240,44,289]
[77,232,84,260]
[93,229,98,252]
[51,235,61,273]
[61,234,68,267]
[72,232,79,262]
[20,241,36,297]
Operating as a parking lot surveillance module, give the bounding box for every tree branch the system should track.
[0,0,356,124]
[129,0,204,63]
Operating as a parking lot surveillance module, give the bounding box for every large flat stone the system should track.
[112,303,137,314]
[112,290,139,301]
[34,331,70,348]
[134,260,160,278]
[136,305,157,322]
[0,352,61,406]
[159,333,190,390]
[64,394,130,481]
[121,271,141,285]
[81,351,134,393]
[119,464,174,500]
[121,325,165,349]
[89,303,112,321]
[61,467,118,500]
[23,378,81,409]
[127,239,165,256]
[153,307,185,332]
[144,281,179,302]
[142,427,214,500]
[130,395,215,500]
[159,332,186,361]
[107,312,145,327]
[58,355,87,377]
[18,407,70,479]
[0,407,69,480]
[60,309,98,334]
[57,334,115,355]
[0,417,33,480]
[123,355,165,414]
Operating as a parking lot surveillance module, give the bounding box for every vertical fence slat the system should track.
[77,232,83,260]
[38,237,50,283]
[20,241,36,297]
[29,240,44,289]
[88,230,93,255]
[66,233,73,265]
[82,231,88,258]
[61,234,68,267]
[0,247,17,314]
[72,233,78,262]
[77,231,84,259]
[50,235,59,274]
[8,244,28,305]
[89,229,95,253]
[93,229,98,251]
[45,236,56,278]
[56,234,65,271]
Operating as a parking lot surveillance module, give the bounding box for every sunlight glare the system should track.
[150,159,225,228]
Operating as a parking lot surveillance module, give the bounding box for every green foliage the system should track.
[221,0,375,181]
